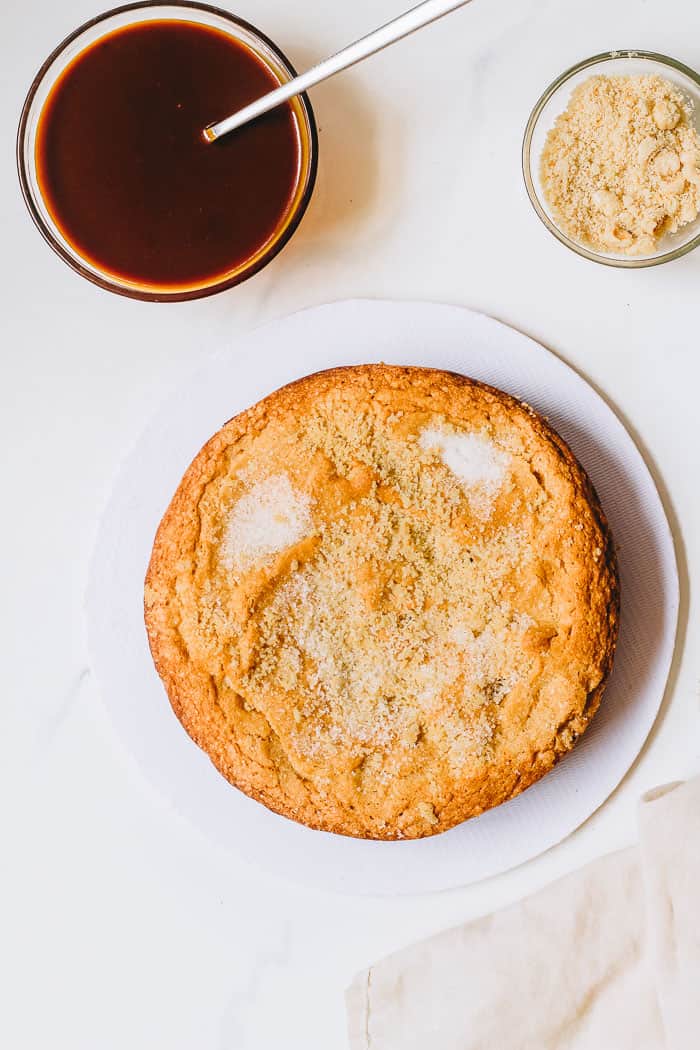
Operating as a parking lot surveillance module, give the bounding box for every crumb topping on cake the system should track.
[145,365,619,839]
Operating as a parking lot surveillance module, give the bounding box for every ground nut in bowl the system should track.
[523,51,700,267]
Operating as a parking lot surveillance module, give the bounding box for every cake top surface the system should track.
[145,365,619,839]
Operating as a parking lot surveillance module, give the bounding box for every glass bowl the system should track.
[17,1,318,301]
[522,51,700,267]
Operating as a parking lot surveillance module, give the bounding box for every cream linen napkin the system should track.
[346,777,700,1050]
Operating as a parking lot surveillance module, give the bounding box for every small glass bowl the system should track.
[17,1,318,301]
[522,51,700,267]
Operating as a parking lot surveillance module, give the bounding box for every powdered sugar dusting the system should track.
[419,428,509,517]
[222,474,312,575]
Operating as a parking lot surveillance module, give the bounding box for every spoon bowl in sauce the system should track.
[17,2,318,301]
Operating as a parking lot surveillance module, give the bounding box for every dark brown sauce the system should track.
[35,20,303,290]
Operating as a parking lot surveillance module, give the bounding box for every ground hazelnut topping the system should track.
[540,74,700,255]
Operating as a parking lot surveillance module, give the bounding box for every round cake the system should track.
[145,365,619,839]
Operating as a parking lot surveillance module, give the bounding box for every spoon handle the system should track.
[204,0,474,142]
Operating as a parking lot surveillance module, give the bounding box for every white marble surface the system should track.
[2,1,699,1047]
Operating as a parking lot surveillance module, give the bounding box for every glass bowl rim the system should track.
[522,49,700,268]
[16,0,319,302]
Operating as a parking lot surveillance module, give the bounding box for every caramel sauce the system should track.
[35,20,303,290]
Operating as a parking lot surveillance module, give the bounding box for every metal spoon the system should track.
[203,0,475,143]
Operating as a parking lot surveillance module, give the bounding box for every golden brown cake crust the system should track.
[144,365,619,839]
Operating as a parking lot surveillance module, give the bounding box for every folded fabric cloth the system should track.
[346,777,700,1050]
